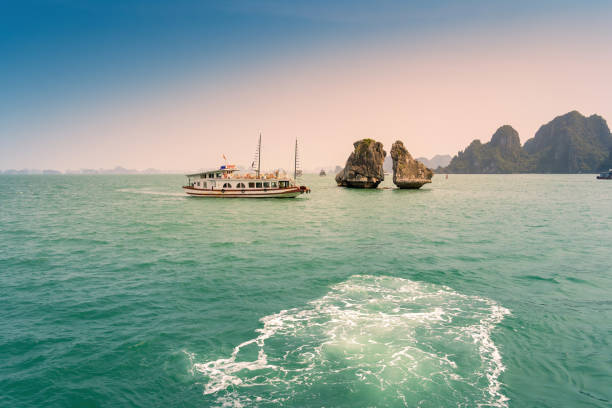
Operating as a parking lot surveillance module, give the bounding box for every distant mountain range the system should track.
[441,111,612,173]
[383,154,451,172]
[6,112,611,176]
[1,167,170,175]
[416,155,452,169]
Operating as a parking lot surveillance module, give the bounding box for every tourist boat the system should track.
[596,169,612,180]
[183,136,310,198]
[319,169,326,176]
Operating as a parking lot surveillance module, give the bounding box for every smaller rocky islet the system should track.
[335,139,433,189]
[390,140,433,189]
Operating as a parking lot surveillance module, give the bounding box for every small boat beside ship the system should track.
[597,169,612,180]
[183,136,310,198]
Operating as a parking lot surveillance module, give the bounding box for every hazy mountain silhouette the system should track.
[442,111,612,173]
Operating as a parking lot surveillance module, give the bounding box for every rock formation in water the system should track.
[523,111,612,173]
[442,125,528,173]
[390,140,433,189]
[441,112,612,173]
[336,139,386,188]
[599,148,612,171]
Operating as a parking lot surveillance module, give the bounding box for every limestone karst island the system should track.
[335,139,433,189]
[441,111,612,174]
[3,1,612,408]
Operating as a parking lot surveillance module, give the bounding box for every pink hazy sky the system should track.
[2,2,611,172]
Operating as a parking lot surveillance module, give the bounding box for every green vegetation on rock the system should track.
[442,111,612,173]
[599,149,612,171]
[444,125,528,173]
[524,111,612,173]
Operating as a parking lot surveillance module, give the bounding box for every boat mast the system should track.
[294,139,298,181]
[257,133,262,179]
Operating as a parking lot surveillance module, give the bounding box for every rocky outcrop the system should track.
[490,125,522,155]
[390,140,433,189]
[600,148,612,171]
[441,112,612,173]
[442,125,527,173]
[523,111,612,173]
[336,139,386,188]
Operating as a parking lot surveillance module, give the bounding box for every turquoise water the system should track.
[1,174,611,407]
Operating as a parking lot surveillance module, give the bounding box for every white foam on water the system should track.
[117,188,185,197]
[191,275,510,407]
[468,304,511,408]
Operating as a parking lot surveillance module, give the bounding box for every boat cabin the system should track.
[186,165,237,183]
[185,165,293,191]
[597,169,612,180]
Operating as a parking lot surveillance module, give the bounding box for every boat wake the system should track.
[191,275,510,407]
[117,188,185,197]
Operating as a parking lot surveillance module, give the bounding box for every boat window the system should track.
[236,182,245,188]
[271,182,277,188]
[202,182,207,188]
[248,182,255,188]
[197,181,201,186]
[216,173,221,178]
[223,182,232,188]
[256,182,262,188]
[263,182,270,188]
[279,181,289,188]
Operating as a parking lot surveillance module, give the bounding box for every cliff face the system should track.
[443,112,612,174]
[444,125,526,173]
[523,111,612,173]
[599,149,612,171]
[390,141,433,189]
[490,125,522,155]
[335,139,386,188]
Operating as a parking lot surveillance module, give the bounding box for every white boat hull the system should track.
[183,186,303,198]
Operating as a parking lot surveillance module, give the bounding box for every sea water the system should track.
[0,174,610,407]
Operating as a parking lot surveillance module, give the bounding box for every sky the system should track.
[2,0,612,172]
